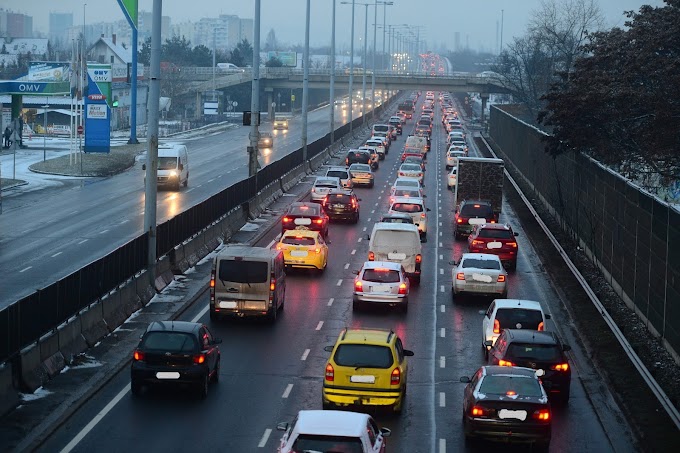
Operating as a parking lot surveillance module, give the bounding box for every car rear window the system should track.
[334,344,394,368]
[218,260,269,283]
[381,215,413,224]
[350,164,371,172]
[282,236,315,246]
[292,435,363,453]
[461,258,501,270]
[141,332,198,352]
[329,194,351,203]
[362,268,401,283]
[479,228,514,239]
[289,205,320,215]
[479,375,543,397]
[395,180,419,188]
[315,182,338,189]
[496,308,543,330]
[401,164,421,171]
[507,343,562,362]
[373,125,389,133]
[394,190,419,199]
[373,230,417,247]
[392,203,423,213]
[327,170,349,180]
[460,204,493,217]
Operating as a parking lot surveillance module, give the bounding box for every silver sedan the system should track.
[353,261,410,313]
[452,253,508,300]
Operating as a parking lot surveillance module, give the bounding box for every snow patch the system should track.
[20,387,53,402]
[240,222,261,232]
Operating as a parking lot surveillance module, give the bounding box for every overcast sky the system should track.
[19,0,666,52]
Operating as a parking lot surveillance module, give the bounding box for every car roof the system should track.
[362,261,401,271]
[295,410,370,437]
[326,166,349,172]
[315,176,340,184]
[391,196,424,205]
[482,365,540,379]
[478,223,512,231]
[281,229,321,239]
[219,244,278,260]
[341,328,395,344]
[146,321,200,334]
[461,199,492,206]
[502,329,559,344]
[461,252,502,262]
[327,188,355,195]
[393,177,421,184]
[493,299,542,310]
[372,222,420,233]
[381,212,413,219]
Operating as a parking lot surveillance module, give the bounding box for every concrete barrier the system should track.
[57,317,87,363]
[153,256,174,292]
[80,302,109,348]
[102,292,127,331]
[136,274,156,306]
[0,363,18,417]
[282,164,307,192]
[19,344,43,392]
[121,282,143,317]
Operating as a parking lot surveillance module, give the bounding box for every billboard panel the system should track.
[267,51,297,67]
[28,62,71,82]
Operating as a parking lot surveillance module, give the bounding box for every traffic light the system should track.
[242,111,260,126]
[112,96,119,108]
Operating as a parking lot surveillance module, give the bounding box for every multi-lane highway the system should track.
[33,93,636,452]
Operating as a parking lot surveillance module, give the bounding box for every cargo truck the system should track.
[453,156,504,221]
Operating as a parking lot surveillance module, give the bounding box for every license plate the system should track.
[487,241,502,249]
[471,273,493,283]
[334,204,345,209]
[156,372,180,380]
[498,409,527,421]
[290,250,308,257]
[350,375,376,384]
[294,218,312,225]
[219,301,238,309]
[469,218,486,225]
[388,252,407,260]
[370,285,391,293]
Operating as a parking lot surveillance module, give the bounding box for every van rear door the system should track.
[215,258,270,311]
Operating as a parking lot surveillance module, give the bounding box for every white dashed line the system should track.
[301,349,310,361]
[208,178,215,183]
[440,268,443,275]
[119,219,129,224]
[371,210,375,214]
[440,356,446,368]
[344,263,350,269]
[316,321,324,330]
[328,298,334,306]
[439,438,446,453]
[440,285,445,293]
[439,242,443,247]
[19,266,32,273]
[337,279,343,286]
[363,227,367,232]
[282,384,293,398]
[438,222,442,227]
[357,237,362,243]
[52,252,63,258]
[351,249,356,255]
[440,328,445,338]
[100,229,109,234]
[440,392,446,407]
[186,188,194,193]
[439,231,442,237]
[441,304,445,313]
[439,254,443,260]
[375,202,379,206]
[258,429,272,448]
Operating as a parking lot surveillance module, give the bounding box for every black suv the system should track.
[454,200,496,239]
[487,329,572,404]
[322,189,361,223]
[345,149,371,166]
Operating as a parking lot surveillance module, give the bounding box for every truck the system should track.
[453,157,504,219]
[397,102,414,119]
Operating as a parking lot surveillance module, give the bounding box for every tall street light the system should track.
[371,0,377,121]
[340,1,356,133]
[301,0,310,162]
[378,1,393,70]
[248,0,261,177]
[361,2,368,122]
[329,0,336,143]
[42,99,48,162]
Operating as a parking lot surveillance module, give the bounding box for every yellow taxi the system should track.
[276,228,328,272]
[322,328,414,413]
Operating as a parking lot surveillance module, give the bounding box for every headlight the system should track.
[169,170,178,177]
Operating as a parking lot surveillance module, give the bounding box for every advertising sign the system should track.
[87,104,108,120]
[28,62,71,82]
[87,67,112,83]
[267,51,297,68]
[84,64,111,153]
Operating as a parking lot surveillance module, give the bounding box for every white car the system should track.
[481,299,551,354]
[365,138,386,159]
[325,166,353,189]
[451,253,508,300]
[277,409,390,453]
[388,196,429,239]
[311,176,341,203]
[353,261,410,312]
[390,177,424,198]
[398,163,424,184]
[446,150,466,169]
[447,166,458,189]
[449,139,468,153]
[447,131,465,145]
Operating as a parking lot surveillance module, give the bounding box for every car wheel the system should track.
[483,344,489,360]
[211,357,220,383]
[454,230,462,240]
[535,440,551,452]
[508,260,517,271]
[209,310,218,322]
[322,400,334,410]
[353,213,359,224]
[369,181,374,188]
[268,304,278,323]
[183,177,188,187]
[131,379,142,397]
[198,373,209,399]
[400,301,409,314]
[352,300,361,311]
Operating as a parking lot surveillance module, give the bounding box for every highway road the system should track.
[0,99,375,308]
[34,94,636,452]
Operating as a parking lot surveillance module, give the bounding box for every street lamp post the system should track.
[42,99,48,161]
[248,0,261,177]
[361,3,368,122]
[340,1,356,133]
[301,0,310,161]
[371,0,377,121]
[329,0,336,143]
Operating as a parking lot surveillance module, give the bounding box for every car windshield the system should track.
[479,375,543,397]
[460,204,493,217]
[373,125,389,132]
[507,343,563,362]
[350,164,371,172]
[292,435,363,453]
[158,157,178,170]
[334,344,393,368]
[461,258,501,270]
[327,170,349,180]
[392,203,423,213]
[479,228,514,239]
[218,260,269,283]
[401,165,421,172]
[282,236,316,246]
[289,205,320,216]
[362,269,401,283]
[141,332,198,352]
[496,308,543,330]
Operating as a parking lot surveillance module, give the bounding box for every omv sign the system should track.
[0,81,48,94]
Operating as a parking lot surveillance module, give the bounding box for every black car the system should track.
[345,149,371,166]
[389,119,402,134]
[460,366,552,450]
[322,189,360,223]
[454,200,496,239]
[282,202,330,238]
[487,329,572,404]
[131,321,222,399]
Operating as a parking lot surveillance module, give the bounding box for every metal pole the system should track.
[371,0,377,121]
[212,29,216,95]
[43,99,48,161]
[144,0,162,285]
[329,0,336,143]
[349,0,355,133]
[129,23,139,143]
[500,9,504,52]
[361,3,367,122]
[302,0,310,162]
[382,3,386,70]
[248,0,261,177]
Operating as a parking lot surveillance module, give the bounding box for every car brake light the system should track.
[325,363,334,382]
[193,353,206,364]
[533,409,551,421]
[507,242,517,248]
[456,218,463,224]
[420,212,426,219]
[354,280,363,291]
[471,406,487,417]
[398,283,408,295]
[270,279,276,291]
[390,367,401,385]
[368,251,375,261]
[456,272,465,280]
[493,319,500,334]
[490,220,496,224]
[538,321,544,331]
[552,363,569,372]
[315,219,323,224]
[283,217,291,223]
[351,199,357,208]
[498,359,515,367]
[315,247,321,254]
[471,240,484,247]
[497,275,506,282]
[133,350,145,361]
[416,254,422,264]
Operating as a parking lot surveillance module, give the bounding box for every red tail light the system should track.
[415,254,422,264]
[497,275,506,282]
[193,353,206,364]
[133,350,145,361]
[498,359,515,367]
[351,199,357,208]
[471,240,484,247]
[283,217,291,223]
[507,241,517,248]
[420,212,426,219]
[355,280,363,291]
[325,363,334,382]
[456,272,465,280]
[493,319,500,334]
[533,409,551,421]
[322,197,328,208]
[315,219,323,224]
[368,251,375,261]
[398,283,408,295]
[270,279,276,292]
[538,321,545,331]
[552,363,569,372]
[456,218,463,224]
[390,367,401,385]
[471,405,488,417]
[210,270,216,302]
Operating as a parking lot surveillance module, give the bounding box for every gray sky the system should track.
[19,0,665,52]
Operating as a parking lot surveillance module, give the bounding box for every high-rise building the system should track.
[49,12,73,42]
[193,15,254,51]
[138,11,171,43]
[454,32,460,52]
[0,9,33,38]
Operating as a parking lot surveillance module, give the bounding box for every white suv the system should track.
[277,410,390,453]
[325,166,353,189]
[388,196,429,239]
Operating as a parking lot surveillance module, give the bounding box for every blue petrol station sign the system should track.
[84,64,112,153]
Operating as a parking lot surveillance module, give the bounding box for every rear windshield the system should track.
[315,181,338,188]
[334,344,394,368]
[350,164,371,172]
[158,157,178,170]
[461,258,501,270]
[401,164,421,171]
[292,435,363,453]
[373,230,417,246]
[507,344,562,362]
[496,308,543,330]
[479,229,514,239]
[479,375,543,397]
[289,205,320,216]
[362,269,401,283]
[392,203,423,213]
[328,194,351,203]
[327,170,349,180]
[141,332,198,352]
[218,260,268,283]
[460,204,493,217]
[381,215,413,223]
[373,125,389,132]
[282,236,315,246]
[395,180,419,188]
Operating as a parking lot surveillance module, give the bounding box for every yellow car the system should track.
[276,229,328,272]
[322,328,414,413]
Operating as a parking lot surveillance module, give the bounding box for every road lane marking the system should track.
[316,321,324,330]
[336,279,343,286]
[438,222,442,227]
[266,238,276,249]
[258,429,272,448]
[440,356,446,368]
[344,263,350,269]
[119,220,129,225]
[363,227,367,232]
[439,242,443,247]
[440,328,445,338]
[367,218,371,222]
[357,237,362,242]
[440,269,444,275]
[440,392,446,407]
[439,439,446,453]
[282,384,294,398]
[441,304,445,313]
[375,202,379,206]
[301,349,310,361]
[52,252,63,258]
[328,298,334,306]
[100,229,109,234]
[208,178,215,183]
[440,285,445,293]
[351,249,356,255]
[186,188,195,193]
[19,266,32,273]
[371,210,375,214]
[439,231,442,237]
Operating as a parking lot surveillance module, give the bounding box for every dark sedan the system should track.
[131,321,222,399]
[322,189,361,223]
[282,202,330,238]
[460,366,551,450]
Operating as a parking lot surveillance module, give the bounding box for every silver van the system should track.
[209,245,286,322]
[367,223,422,284]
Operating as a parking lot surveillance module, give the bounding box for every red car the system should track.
[282,202,330,238]
[467,223,519,270]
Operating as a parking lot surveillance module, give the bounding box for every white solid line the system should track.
[440,392,446,407]
[266,239,276,249]
[344,263,350,269]
[52,252,63,258]
[440,328,445,338]
[351,249,356,255]
[100,229,109,234]
[282,384,294,398]
[440,356,446,368]
[316,321,324,330]
[78,239,88,244]
[120,219,129,224]
[191,305,209,323]
[258,429,272,448]
[441,304,445,313]
[328,298,334,306]
[336,279,343,286]
[439,438,446,453]
[60,384,130,453]
[19,266,32,273]
[371,210,375,214]
[301,349,310,361]
[440,285,445,293]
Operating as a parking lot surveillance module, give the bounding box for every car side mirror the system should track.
[545,314,551,320]
[514,232,519,236]
[404,349,414,356]
[358,198,362,201]
[484,340,493,348]
[178,163,184,171]
[323,345,334,352]
[276,422,289,432]
[352,270,359,275]
[212,338,223,345]
[142,163,146,170]
[426,208,431,212]
[380,427,392,438]
[459,376,471,383]
[562,344,571,352]
[449,260,457,265]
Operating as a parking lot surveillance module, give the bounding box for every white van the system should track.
[209,245,286,322]
[216,62,244,72]
[368,223,422,284]
[143,144,189,190]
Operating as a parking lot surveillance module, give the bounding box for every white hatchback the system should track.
[311,176,341,203]
[452,253,508,300]
[388,196,429,238]
[481,299,551,354]
[447,166,458,189]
